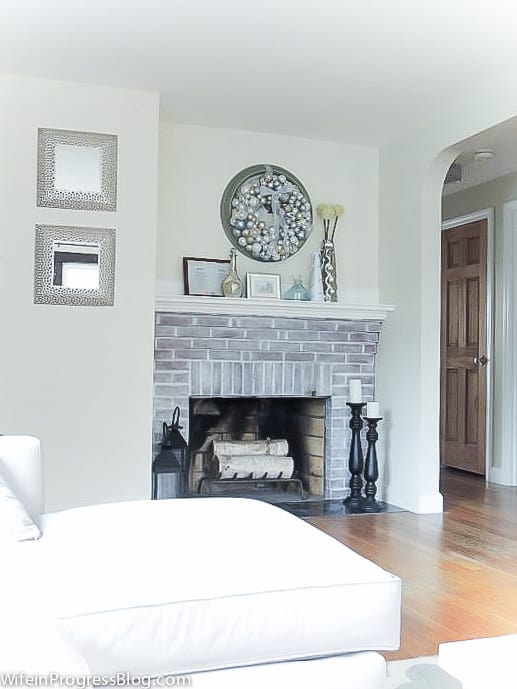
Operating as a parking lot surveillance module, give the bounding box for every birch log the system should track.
[213,439,289,457]
[213,454,295,480]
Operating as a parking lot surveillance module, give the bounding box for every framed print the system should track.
[183,257,230,296]
[246,272,281,299]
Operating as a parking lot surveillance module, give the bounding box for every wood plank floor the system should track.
[307,469,517,660]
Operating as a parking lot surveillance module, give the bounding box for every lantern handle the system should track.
[172,406,182,430]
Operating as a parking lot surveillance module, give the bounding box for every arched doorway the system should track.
[441,116,517,487]
[375,101,517,513]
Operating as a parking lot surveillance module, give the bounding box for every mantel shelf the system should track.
[155,294,395,321]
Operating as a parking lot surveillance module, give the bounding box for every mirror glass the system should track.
[34,225,116,307]
[52,241,100,289]
[53,145,102,193]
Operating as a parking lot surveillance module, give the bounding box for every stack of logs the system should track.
[211,439,294,480]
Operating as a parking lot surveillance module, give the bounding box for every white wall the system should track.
[376,76,517,512]
[0,74,159,511]
[6,71,517,515]
[157,122,379,303]
[443,172,517,219]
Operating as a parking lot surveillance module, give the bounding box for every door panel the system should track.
[465,369,479,445]
[447,240,462,267]
[445,369,459,441]
[467,236,480,264]
[466,278,479,347]
[447,281,460,346]
[440,220,487,475]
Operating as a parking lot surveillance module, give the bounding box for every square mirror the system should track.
[37,128,117,211]
[34,225,116,306]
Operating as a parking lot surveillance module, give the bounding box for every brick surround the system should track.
[153,311,383,499]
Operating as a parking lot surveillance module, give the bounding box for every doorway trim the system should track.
[441,208,494,480]
[499,200,517,485]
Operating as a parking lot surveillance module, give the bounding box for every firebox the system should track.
[188,396,327,501]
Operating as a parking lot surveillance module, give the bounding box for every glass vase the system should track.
[285,277,310,301]
[222,249,243,298]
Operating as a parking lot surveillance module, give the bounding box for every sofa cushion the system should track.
[3,498,401,676]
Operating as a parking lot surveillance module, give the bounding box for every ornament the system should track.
[220,164,312,263]
[309,250,324,302]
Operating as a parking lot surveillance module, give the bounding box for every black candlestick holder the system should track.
[343,402,365,510]
[363,417,383,513]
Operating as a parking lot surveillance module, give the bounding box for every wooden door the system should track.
[440,220,487,475]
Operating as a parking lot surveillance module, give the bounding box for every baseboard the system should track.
[382,487,443,514]
[488,465,517,486]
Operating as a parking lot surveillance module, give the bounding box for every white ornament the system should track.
[309,250,324,302]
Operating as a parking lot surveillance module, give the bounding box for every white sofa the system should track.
[0,436,401,688]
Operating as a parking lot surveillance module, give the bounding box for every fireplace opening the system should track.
[188,396,327,501]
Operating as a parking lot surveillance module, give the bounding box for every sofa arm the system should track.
[0,435,44,523]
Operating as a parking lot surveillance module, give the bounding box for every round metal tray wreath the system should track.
[220,164,312,262]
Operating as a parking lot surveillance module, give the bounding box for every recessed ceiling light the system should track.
[473,149,494,161]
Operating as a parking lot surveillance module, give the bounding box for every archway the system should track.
[441,117,517,488]
[375,84,517,512]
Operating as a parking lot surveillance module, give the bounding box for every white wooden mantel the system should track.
[155,295,394,321]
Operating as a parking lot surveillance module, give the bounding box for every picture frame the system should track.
[246,272,281,299]
[34,224,116,306]
[37,128,118,211]
[183,257,230,297]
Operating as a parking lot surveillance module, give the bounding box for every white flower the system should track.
[316,203,335,221]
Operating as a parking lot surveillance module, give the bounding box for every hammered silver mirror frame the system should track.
[34,224,116,306]
[37,128,117,211]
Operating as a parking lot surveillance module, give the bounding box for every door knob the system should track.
[473,355,488,367]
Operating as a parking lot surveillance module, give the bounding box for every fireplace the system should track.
[153,307,384,500]
[188,396,327,499]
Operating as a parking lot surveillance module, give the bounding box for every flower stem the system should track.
[331,217,339,242]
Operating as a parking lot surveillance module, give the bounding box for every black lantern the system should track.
[152,407,188,499]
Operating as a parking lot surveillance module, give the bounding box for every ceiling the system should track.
[2,0,517,147]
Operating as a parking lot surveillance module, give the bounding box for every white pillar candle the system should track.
[366,401,380,418]
[349,379,363,403]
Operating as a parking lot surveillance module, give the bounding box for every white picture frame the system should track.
[246,272,281,299]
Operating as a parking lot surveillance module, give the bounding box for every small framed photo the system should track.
[183,257,230,296]
[246,272,281,299]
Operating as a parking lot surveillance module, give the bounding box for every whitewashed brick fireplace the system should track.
[153,296,392,499]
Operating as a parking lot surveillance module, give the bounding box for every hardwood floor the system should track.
[307,469,517,660]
